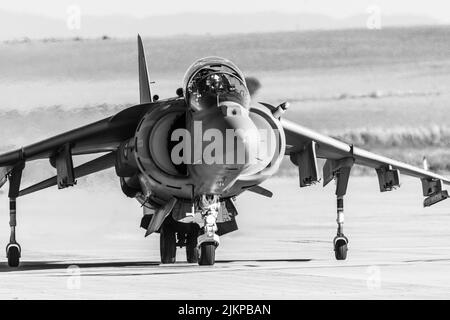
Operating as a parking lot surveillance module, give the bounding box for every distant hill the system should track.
[0,10,442,40]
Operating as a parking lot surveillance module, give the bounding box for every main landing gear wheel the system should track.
[198,242,216,266]
[6,244,20,268]
[160,225,177,264]
[186,233,199,263]
[334,237,348,260]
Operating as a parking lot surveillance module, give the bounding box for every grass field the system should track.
[0,26,449,180]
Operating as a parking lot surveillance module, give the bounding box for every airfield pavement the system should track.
[1,176,450,299]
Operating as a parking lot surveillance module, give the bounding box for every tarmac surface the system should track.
[1,176,450,299]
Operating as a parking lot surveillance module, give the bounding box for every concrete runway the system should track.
[1,175,450,299]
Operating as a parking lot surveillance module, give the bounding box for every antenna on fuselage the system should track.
[137,34,152,104]
[423,156,429,170]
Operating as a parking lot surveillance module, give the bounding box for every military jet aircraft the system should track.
[0,35,448,267]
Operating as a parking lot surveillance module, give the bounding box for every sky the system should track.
[1,0,449,23]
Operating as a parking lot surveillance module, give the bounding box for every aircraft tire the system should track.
[160,224,177,264]
[7,246,20,268]
[198,242,216,266]
[186,233,199,263]
[334,239,348,260]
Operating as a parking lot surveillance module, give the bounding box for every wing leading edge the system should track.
[0,103,151,196]
[0,35,156,197]
[282,118,450,207]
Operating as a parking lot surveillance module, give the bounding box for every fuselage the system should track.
[116,57,285,206]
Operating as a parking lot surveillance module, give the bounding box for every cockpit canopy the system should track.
[183,57,250,112]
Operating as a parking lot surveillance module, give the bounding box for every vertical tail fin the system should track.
[137,34,152,104]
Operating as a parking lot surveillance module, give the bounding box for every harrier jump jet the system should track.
[0,36,448,267]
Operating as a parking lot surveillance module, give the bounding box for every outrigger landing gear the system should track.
[323,157,353,261]
[6,162,24,268]
[197,195,220,266]
[7,197,21,267]
[334,196,348,260]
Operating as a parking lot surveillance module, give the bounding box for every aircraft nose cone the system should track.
[220,104,259,167]
[187,102,260,194]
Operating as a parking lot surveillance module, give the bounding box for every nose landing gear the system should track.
[157,195,221,266]
[199,242,216,266]
[197,195,220,266]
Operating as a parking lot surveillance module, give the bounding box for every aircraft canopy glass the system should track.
[183,57,250,112]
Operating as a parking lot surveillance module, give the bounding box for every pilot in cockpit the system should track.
[187,65,249,111]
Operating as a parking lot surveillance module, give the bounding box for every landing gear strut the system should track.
[6,162,24,268]
[6,198,21,267]
[324,157,353,261]
[333,196,348,260]
[197,195,220,266]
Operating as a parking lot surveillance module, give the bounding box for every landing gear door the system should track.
[291,141,319,187]
[216,199,238,236]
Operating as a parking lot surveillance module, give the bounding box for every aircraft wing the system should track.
[0,35,158,197]
[0,104,148,166]
[282,119,450,206]
[0,103,150,195]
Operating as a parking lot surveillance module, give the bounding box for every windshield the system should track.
[187,70,250,112]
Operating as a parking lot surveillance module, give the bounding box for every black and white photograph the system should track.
[0,0,449,304]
